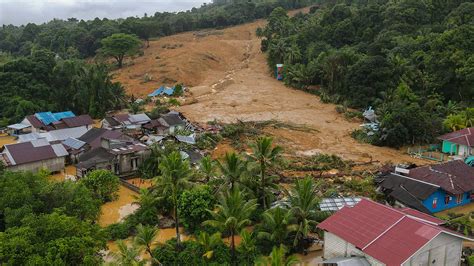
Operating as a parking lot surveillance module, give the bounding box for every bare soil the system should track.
[113,8,424,165]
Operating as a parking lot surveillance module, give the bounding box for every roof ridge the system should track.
[362,216,405,250]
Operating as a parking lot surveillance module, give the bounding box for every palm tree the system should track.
[258,207,293,246]
[255,245,300,266]
[203,189,258,264]
[154,151,193,249]
[216,152,247,191]
[248,137,283,209]
[443,114,466,132]
[200,155,216,183]
[285,44,302,64]
[110,240,145,266]
[196,231,223,260]
[134,224,159,261]
[285,177,321,249]
[238,229,258,264]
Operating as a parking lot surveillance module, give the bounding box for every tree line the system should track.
[259,0,474,147]
[0,48,126,126]
[0,0,315,59]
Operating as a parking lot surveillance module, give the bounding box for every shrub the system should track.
[106,222,132,240]
[168,98,180,106]
[178,185,216,233]
[80,170,120,203]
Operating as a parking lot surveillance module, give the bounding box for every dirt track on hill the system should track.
[113,8,424,164]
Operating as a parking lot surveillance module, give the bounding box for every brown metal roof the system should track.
[78,128,131,149]
[408,160,474,194]
[4,142,61,165]
[62,114,94,128]
[438,127,474,147]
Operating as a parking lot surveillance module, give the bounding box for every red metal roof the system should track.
[398,208,445,225]
[438,127,474,147]
[317,199,472,265]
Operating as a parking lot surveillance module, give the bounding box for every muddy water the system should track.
[99,186,138,227]
[48,165,77,182]
[126,177,154,189]
[0,135,16,148]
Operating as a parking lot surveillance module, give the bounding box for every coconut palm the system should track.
[110,240,145,266]
[248,136,282,209]
[255,244,300,266]
[258,207,293,246]
[443,114,466,131]
[238,229,258,264]
[134,224,159,262]
[196,231,223,260]
[285,177,322,249]
[216,152,247,191]
[200,155,216,183]
[154,151,193,248]
[203,189,258,264]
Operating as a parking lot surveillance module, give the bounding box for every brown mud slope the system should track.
[114,8,422,164]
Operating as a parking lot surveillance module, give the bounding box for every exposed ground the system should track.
[113,8,424,165]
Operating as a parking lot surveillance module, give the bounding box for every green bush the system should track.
[80,170,120,203]
[106,222,132,240]
[178,185,216,233]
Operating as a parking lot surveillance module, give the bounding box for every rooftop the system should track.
[438,127,474,147]
[2,141,67,165]
[317,199,471,265]
[407,160,474,195]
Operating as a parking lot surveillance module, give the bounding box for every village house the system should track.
[377,160,474,213]
[101,113,151,130]
[156,111,187,135]
[13,112,94,134]
[318,198,472,266]
[17,126,89,144]
[439,127,473,158]
[0,139,68,173]
[76,137,150,178]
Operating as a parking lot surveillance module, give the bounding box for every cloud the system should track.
[0,0,209,25]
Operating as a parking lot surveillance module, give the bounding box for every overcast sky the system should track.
[0,0,210,26]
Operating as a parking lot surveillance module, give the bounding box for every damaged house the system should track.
[76,136,150,178]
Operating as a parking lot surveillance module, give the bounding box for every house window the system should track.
[432,198,437,209]
[444,195,451,204]
[131,157,139,170]
[456,194,463,204]
[114,163,120,175]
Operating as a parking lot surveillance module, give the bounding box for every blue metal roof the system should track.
[163,87,175,96]
[52,111,75,121]
[35,111,75,125]
[148,86,165,97]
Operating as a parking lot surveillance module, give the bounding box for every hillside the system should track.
[113,7,422,164]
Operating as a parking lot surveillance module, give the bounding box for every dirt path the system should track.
[114,10,423,164]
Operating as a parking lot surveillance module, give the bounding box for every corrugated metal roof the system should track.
[18,127,89,143]
[408,160,474,195]
[35,111,75,125]
[438,127,473,147]
[317,199,472,265]
[129,113,151,124]
[175,134,196,144]
[7,123,30,130]
[62,137,86,150]
[52,144,68,157]
[320,197,361,212]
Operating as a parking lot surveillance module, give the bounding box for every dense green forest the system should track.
[0,0,315,126]
[0,49,126,125]
[260,0,474,147]
[0,0,312,59]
